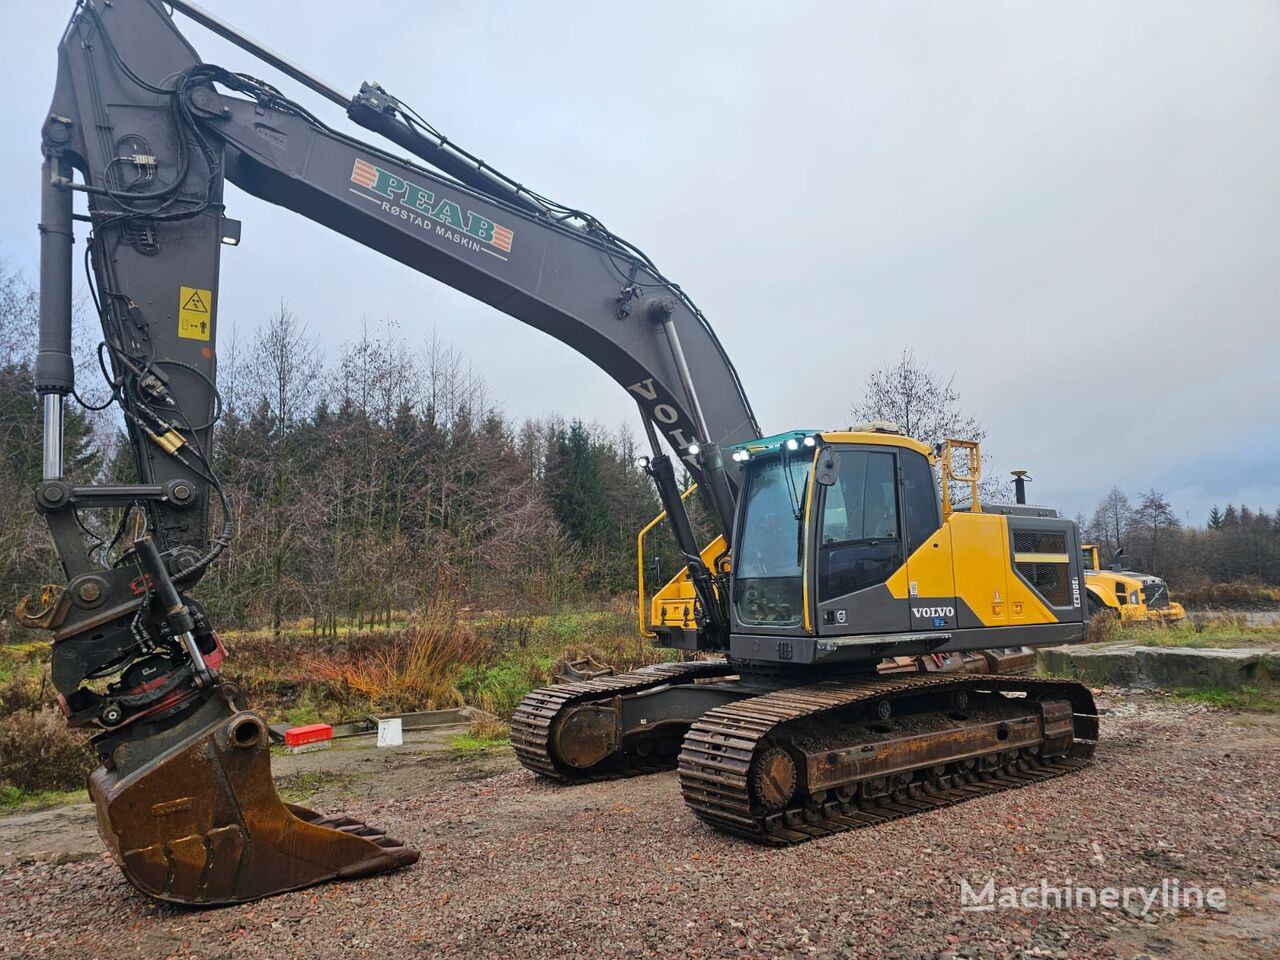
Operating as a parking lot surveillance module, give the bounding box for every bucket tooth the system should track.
[90,702,418,905]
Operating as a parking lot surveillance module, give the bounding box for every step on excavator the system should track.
[25,0,1096,905]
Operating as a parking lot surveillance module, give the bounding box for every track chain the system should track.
[512,659,735,782]
[678,673,1097,843]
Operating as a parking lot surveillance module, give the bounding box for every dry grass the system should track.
[0,669,49,718]
[1085,610,1280,650]
[0,659,95,798]
[224,601,684,726]
[1085,610,1122,644]
[305,602,488,714]
[467,710,511,742]
[1175,580,1280,608]
[0,706,93,793]
[1136,615,1280,649]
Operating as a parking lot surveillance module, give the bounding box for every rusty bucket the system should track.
[89,696,418,905]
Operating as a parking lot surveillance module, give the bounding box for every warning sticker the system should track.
[178,286,213,341]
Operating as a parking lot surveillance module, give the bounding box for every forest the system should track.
[1,261,1277,650]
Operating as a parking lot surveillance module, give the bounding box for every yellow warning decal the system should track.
[178,286,213,341]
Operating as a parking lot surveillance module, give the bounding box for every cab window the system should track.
[818,450,902,600]
[901,449,940,553]
[733,454,811,625]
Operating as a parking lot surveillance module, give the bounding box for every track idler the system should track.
[90,688,418,905]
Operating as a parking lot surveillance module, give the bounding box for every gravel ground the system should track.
[2,691,1278,960]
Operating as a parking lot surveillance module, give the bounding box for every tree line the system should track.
[202,305,673,633]
[1084,486,1280,587]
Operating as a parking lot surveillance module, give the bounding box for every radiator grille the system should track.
[1017,561,1073,606]
[1012,529,1072,607]
[1142,582,1170,609]
[1013,530,1067,555]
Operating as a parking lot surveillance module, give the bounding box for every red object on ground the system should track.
[284,723,333,747]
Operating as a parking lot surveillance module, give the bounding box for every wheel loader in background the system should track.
[1082,545,1186,623]
[25,0,1096,905]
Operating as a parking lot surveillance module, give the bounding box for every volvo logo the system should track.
[912,606,955,619]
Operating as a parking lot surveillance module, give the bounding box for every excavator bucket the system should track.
[89,698,418,905]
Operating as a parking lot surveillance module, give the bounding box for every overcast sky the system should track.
[2,0,1277,526]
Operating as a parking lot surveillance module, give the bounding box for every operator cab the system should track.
[728,425,942,636]
[724,426,1084,665]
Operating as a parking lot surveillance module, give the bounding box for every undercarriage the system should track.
[513,661,1097,843]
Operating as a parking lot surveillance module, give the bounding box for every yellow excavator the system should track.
[26,0,1095,904]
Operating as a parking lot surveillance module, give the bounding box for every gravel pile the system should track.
[2,692,1277,960]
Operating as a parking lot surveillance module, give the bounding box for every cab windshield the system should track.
[734,453,811,626]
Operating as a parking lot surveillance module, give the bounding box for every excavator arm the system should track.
[28,0,759,904]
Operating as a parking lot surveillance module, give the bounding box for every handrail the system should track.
[636,483,699,639]
[940,439,982,517]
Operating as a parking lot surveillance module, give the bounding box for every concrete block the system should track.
[1037,643,1279,691]
[1037,645,1138,686]
[1133,646,1262,691]
[1036,646,1074,678]
[1258,651,1280,683]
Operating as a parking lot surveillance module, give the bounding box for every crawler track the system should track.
[678,674,1097,843]
[512,660,736,781]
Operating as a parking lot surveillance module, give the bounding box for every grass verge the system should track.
[1169,685,1280,712]
[448,732,510,753]
[0,784,85,813]
[1088,614,1280,650]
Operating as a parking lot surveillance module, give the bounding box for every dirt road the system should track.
[2,692,1278,960]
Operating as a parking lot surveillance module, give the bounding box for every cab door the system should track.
[813,446,910,635]
[900,449,957,631]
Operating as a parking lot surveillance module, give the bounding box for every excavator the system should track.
[25,0,1097,906]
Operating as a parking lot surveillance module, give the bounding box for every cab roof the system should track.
[727,425,934,461]
[819,430,933,459]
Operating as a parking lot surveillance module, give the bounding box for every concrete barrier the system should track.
[1038,645,1138,686]
[1260,651,1280,682]
[1037,644,1278,690]
[1139,647,1263,690]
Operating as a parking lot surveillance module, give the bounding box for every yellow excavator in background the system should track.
[29,0,1096,905]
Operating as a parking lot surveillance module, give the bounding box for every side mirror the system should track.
[815,448,841,486]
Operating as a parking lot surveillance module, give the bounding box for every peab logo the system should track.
[349,157,514,256]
